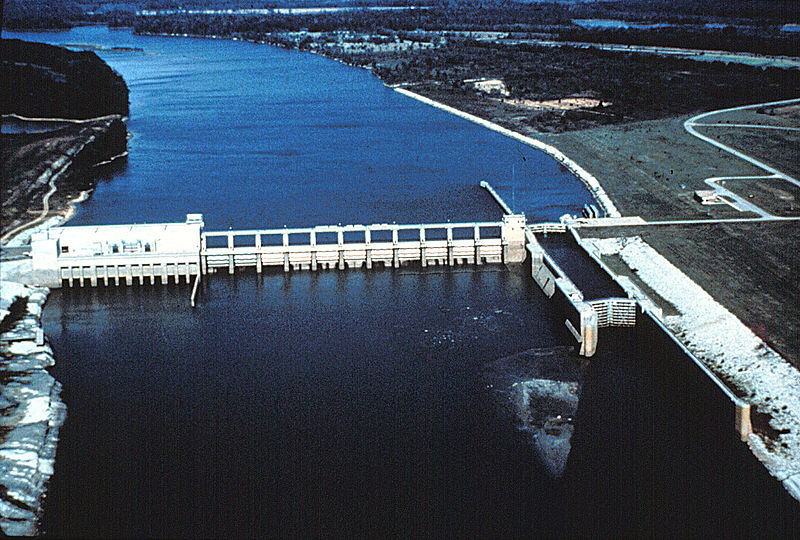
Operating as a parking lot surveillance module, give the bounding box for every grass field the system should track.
[583,222,799,368]
[723,177,800,216]
[540,115,765,220]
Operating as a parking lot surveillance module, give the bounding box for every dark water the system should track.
[42,268,575,537]
[3,26,596,536]
[0,117,74,134]
[537,234,623,300]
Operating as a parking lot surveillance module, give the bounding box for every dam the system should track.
[22,205,776,520]
[29,213,524,284]
[24,199,761,470]
[6,26,797,538]
[27,207,641,359]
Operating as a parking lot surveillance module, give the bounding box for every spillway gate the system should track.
[201,218,523,274]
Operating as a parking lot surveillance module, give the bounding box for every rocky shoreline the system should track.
[0,38,129,534]
[585,236,800,499]
[0,281,65,536]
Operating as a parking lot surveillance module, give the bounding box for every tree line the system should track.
[1,39,129,119]
[558,26,800,58]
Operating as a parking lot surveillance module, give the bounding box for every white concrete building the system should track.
[466,78,510,97]
[31,214,204,287]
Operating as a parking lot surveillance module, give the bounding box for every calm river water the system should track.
[4,26,663,537]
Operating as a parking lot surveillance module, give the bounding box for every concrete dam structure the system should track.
[200,214,527,274]
[24,206,790,512]
[28,210,640,358]
[30,213,526,284]
[31,214,206,288]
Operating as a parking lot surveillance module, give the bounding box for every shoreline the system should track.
[2,113,127,124]
[392,87,621,218]
[584,235,800,496]
[2,116,127,247]
[0,282,66,536]
[390,71,799,493]
[1,190,90,249]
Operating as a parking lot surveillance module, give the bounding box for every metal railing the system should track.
[528,222,567,234]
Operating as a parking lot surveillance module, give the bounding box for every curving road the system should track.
[680,97,800,220]
[568,97,800,228]
[684,97,800,187]
[0,167,62,245]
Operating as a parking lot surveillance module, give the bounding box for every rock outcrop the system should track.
[0,281,65,536]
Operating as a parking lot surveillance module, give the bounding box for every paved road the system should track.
[563,98,800,228]
[679,98,800,219]
[0,175,59,245]
[684,98,800,188]
[690,123,800,132]
[572,216,800,228]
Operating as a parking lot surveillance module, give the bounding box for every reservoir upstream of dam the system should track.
[5,27,793,536]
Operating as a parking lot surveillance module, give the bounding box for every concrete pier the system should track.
[480,180,513,214]
[525,226,638,357]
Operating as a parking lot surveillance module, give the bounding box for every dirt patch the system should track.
[751,407,791,452]
[500,97,611,111]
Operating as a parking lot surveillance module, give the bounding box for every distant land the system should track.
[103,0,799,133]
[1,39,129,119]
[3,3,798,358]
[1,2,799,528]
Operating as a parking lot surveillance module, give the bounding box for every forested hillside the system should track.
[1,39,129,119]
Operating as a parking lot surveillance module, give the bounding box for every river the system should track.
[7,26,791,537]
[2,26,602,536]
[6,26,595,229]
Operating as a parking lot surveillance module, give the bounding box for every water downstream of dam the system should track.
[6,27,793,536]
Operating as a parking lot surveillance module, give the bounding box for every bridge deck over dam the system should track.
[29,213,527,284]
[201,217,524,274]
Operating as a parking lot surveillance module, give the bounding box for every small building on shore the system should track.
[465,78,510,97]
[694,190,723,205]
